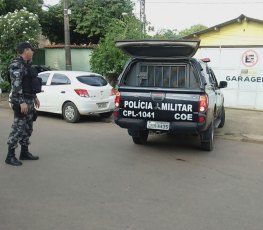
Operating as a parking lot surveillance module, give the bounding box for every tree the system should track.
[0,0,43,16]
[41,0,135,45]
[179,24,208,37]
[151,24,208,39]
[40,4,64,44]
[72,0,134,44]
[0,0,4,12]
[0,8,41,81]
[90,15,143,86]
[153,29,180,40]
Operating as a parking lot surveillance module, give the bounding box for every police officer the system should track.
[5,42,40,166]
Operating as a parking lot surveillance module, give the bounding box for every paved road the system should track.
[1,108,263,230]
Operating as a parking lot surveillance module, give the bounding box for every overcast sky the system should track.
[44,0,263,32]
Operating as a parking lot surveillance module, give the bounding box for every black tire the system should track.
[99,111,113,118]
[200,122,214,151]
[62,102,80,123]
[132,131,148,145]
[218,106,225,128]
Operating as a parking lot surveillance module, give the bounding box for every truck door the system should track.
[209,69,223,116]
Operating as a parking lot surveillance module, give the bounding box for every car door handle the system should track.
[61,91,65,94]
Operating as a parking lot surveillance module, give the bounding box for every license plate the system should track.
[147,121,170,130]
[97,102,107,108]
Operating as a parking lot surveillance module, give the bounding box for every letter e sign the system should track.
[242,50,258,67]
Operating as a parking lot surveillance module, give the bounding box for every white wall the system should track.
[45,48,93,71]
[195,47,263,111]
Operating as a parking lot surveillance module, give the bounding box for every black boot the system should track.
[19,145,39,160]
[5,146,22,166]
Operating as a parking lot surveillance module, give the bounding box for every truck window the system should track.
[200,62,213,86]
[122,62,200,89]
[209,69,219,88]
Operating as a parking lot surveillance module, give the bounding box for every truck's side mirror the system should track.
[219,81,227,89]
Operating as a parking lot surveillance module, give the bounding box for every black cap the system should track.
[17,42,34,53]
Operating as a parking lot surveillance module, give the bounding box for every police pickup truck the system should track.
[114,40,227,151]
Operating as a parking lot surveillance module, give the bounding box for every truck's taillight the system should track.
[115,92,121,108]
[114,92,121,118]
[199,95,208,112]
[74,89,89,97]
[198,95,208,123]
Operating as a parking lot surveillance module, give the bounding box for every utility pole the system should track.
[63,0,72,70]
[140,0,146,35]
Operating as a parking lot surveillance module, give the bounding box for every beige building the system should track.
[183,14,263,111]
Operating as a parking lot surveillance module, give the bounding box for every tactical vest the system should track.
[15,57,42,95]
[22,62,33,95]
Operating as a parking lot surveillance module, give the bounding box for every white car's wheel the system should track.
[62,102,80,123]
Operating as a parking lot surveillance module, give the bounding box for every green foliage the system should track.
[152,24,208,39]
[41,0,135,45]
[40,2,89,45]
[40,4,64,44]
[90,15,143,86]
[0,8,41,81]
[153,29,180,40]
[72,0,133,42]
[0,0,43,16]
[0,0,4,12]
[178,24,208,37]
[0,80,10,92]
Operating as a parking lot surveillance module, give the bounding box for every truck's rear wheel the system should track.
[132,130,148,145]
[200,122,214,151]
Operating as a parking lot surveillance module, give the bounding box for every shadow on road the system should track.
[135,132,212,153]
[37,111,113,124]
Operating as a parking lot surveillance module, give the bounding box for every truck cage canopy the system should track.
[120,61,200,89]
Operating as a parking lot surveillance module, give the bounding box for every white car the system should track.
[37,71,116,123]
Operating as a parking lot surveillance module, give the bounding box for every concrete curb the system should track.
[243,134,263,144]
[215,132,263,144]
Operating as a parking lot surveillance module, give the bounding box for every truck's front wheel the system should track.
[218,106,225,128]
[200,122,214,151]
[132,130,149,145]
